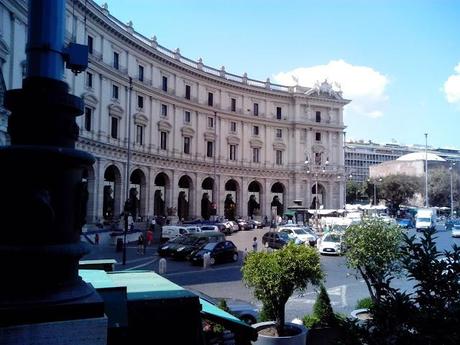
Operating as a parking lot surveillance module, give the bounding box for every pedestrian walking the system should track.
[94,233,99,245]
[137,233,145,255]
[252,237,258,252]
[146,229,153,246]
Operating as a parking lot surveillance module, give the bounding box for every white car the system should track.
[452,224,460,238]
[278,227,317,246]
[318,232,346,255]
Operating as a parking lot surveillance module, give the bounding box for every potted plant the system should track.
[302,284,344,345]
[242,242,323,344]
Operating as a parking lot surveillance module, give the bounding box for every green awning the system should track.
[200,298,258,341]
[284,210,296,217]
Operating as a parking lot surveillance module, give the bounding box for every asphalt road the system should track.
[83,223,460,322]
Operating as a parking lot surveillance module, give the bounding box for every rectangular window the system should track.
[87,35,93,54]
[184,137,191,154]
[112,85,119,99]
[136,125,143,145]
[207,141,214,158]
[113,52,119,69]
[316,132,321,141]
[229,144,237,161]
[161,104,167,116]
[86,72,93,88]
[184,111,191,123]
[276,150,283,165]
[252,148,260,163]
[276,129,282,138]
[208,117,214,128]
[316,111,321,123]
[138,65,144,82]
[162,76,168,92]
[160,131,167,150]
[276,107,282,120]
[230,121,236,132]
[111,117,118,139]
[137,95,144,109]
[84,107,92,131]
[208,92,214,106]
[185,85,191,99]
[253,126,259,136]
[231,98,236,112]
[253,103,259,116]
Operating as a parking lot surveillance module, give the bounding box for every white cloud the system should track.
[443,63,460,104]
[272,60,389,118]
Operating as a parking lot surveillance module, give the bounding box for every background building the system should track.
[0,0,349,224]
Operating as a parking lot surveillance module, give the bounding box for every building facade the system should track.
[1,0,349,223]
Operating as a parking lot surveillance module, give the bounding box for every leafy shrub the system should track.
[355,297,373,310]
[302,285,340,329]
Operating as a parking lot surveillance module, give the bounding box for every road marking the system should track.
[125,258,158,270]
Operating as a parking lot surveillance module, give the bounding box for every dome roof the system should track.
[396,152,445,162]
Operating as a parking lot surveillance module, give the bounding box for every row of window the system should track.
[83,108,284,164]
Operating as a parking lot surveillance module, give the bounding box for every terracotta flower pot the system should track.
[252,321,308,345]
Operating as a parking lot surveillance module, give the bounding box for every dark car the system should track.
[170,232,225,260]
[261,231,291,249]
[157,235,191,257]
[190,240,239,265]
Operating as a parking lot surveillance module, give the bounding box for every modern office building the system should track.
[1,0,349,223]
[345,140,460,184]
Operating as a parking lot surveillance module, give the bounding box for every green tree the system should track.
[341,229,460,345]
[344,218,403,303]
[346,180,365,204]
[428,168,460,209]
[242,243,323,336]
[378,174,421,212]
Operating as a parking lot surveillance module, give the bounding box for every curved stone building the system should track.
[0,0,349,223]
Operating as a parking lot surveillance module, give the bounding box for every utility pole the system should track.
[425,133,429,207]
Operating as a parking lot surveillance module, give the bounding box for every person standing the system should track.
[252,237,258,252]
[94,233,100,245]
[146,229,153,246]
[137,233,145,255]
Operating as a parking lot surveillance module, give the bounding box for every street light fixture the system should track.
[305,155,328,231]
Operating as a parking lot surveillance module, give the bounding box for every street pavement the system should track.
[80,223,460,322]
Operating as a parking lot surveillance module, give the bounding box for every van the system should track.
[161,226,190,243]
[200,225,219,232]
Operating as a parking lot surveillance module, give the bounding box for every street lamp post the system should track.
[305,155,328,231]
[425,133,429,208]
[450,162,456,218]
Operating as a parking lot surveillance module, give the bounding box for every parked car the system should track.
[318,232,346,255]
[188,288,259,325]
[236,218,251,231]
[452,224,460,238]
[278,227,317,246]
[157,235,193,257]
[200,225,220,232]
[261,231,291,249]
[160,225,191,243]
[190,240,239,265]
[397,218,414,229]
[170,232,226,260]
[227,221,240,233]
[247,219,263,229]
[184,225,202,233]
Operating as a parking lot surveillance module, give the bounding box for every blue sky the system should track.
[104,0,460,149]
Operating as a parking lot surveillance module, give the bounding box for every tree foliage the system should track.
[378,174,421,211]
[242,243,323,336]
[346,181,366,204]
[340,229,460,345]
[344,218,403,303]
[428,168,460,210]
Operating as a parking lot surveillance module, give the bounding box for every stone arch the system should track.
[311,183,326,209]
[130,168,147,220]
[224,179,239,220]
[178,175,193,221]
[270,182,286,217]
[201,177,215,220]
[154,172,170,216]
[103,165,122,220]
[82,166,96,223]
[247,181,263,218]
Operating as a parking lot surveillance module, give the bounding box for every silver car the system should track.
[189,289,259,325]
[452,224,460,238]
